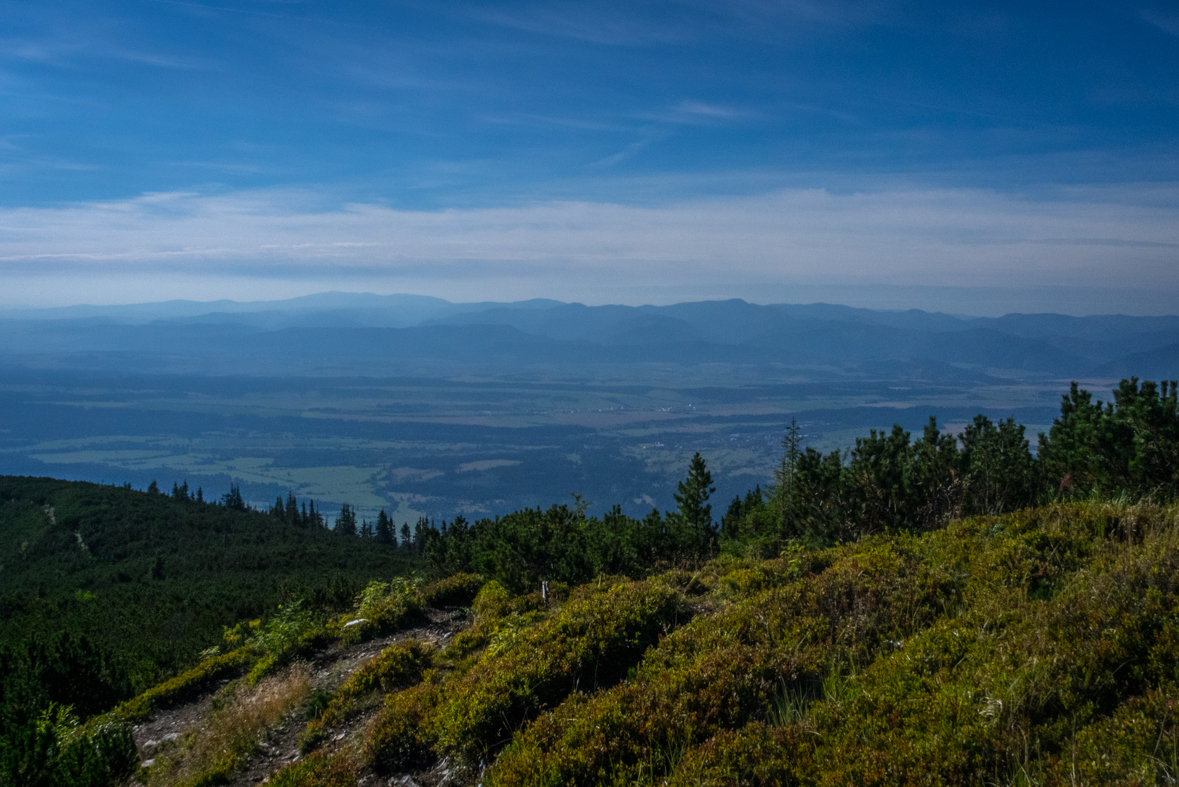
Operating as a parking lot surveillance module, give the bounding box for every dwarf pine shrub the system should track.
[114,647,254,722]
[0,703,139,787]
[336,579,424,646]
[421,573,485,608]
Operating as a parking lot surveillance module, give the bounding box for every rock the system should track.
[162,732,179,742]
[391,777,421,787]
[143,739,158,749]
[141,759,155,768]
[343,618,369,628]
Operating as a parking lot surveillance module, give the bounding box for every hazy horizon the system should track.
[3,287,1178,320]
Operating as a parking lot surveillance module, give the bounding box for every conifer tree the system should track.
[221,483,246,511]
[773,419,802,531]
[413,517,430,553]
[674,452,716,552]
[400,522,412,548]
[375,510,395,545]
[335,504,358,537]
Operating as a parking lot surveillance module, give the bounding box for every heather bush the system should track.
[486,538,957,787]
[363,682,442,772]
[268,749,357,787]
[300,639,433,751]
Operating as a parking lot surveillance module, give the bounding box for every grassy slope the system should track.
[238,500,1179,786]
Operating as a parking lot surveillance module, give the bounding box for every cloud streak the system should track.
[3,186,1178,300]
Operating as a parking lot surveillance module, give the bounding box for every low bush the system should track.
[421,573,485,608]
[334,579,423,646]
[268,749,357,787]
[363,682,441,773]
[0,704,139,787]
[300,640,434,751]
[114,647,254,723]
[432,579,685,760]
[486,539,962,787]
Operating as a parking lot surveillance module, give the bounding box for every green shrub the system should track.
[364,682,441,773]
[302,640,434,749]
[114,647,254,722]
[268,749,357,787]
[486,538,961,787]
[432,579,684,761]
[0,704,139,787]
[471,580,512,622]
[335,579,423,646]
[421,573,485,608]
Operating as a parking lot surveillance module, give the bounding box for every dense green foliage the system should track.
[725,376,1179,549]
[363,577,686,772]
[259,498,1179,786]
[8,378,1179,786]
[419,505,713,594]
[0,476,421,785]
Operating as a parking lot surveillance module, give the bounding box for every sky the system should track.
[2,1,1178,314]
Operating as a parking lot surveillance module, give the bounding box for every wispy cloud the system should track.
[461,3,691,46]
[0,35,212,71]
[674,100,744,119]
[588,136,660,168]
[1141,8,1179,36]
[3,186,1178,301]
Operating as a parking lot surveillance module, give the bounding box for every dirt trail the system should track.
[131,608,468,786]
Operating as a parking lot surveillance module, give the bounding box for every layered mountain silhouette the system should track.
[2,294,1176,378]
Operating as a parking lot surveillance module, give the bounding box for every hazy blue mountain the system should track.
[1,293,1175,380]
[1098,343,1179,381]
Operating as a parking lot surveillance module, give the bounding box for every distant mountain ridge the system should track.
[2,293,1177,379]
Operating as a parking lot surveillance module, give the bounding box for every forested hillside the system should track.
[0,477,421,786]
[5,377,1179,786]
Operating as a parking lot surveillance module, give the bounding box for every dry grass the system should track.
[147,663,311,787]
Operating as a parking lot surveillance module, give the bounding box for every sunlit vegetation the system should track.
[5,378,1179,785]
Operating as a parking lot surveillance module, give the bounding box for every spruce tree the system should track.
[773,418,802,532]
[674,452,715,552]
[335,504,358,537]
[375,510,394,545]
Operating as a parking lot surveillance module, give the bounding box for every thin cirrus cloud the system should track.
[2,187,1177,294]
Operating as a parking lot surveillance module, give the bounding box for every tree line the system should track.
[419,378,1179,587]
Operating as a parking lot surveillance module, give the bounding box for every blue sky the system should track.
[2,1,1178,313]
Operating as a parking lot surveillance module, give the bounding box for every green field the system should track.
[0,365,1073,524]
